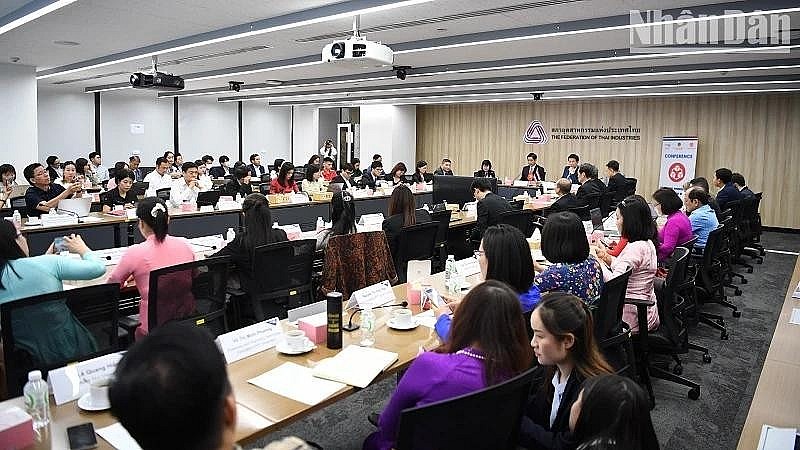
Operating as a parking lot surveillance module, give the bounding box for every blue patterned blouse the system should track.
[534,257,604,305]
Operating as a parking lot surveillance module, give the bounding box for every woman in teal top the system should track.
[0,220,106,365]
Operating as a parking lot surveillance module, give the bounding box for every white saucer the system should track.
[276,340,316,355]
[77,392,110,411]
[388,318,419,330]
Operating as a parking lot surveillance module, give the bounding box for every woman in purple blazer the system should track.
[652,188,694,262]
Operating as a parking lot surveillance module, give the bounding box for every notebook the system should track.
[312,345,399,388]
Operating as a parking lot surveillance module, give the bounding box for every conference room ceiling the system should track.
[2,0,798,103]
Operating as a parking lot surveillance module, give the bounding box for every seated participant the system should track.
[469,177,511,243]
[685,177,721,215]
[173,153,184,174]
[209,155,231,178]
[713,167,741,211]
[384,162,408,185]
[45,155,62,182]
[732,172,755,198]
[359,160,383,190]
[521,153,545,182]
[269,159,285,180]
[102,169,137,212]
[129,156,144,182]
[75,157,98,187]
[107,198,195,338]
[316,191,357,250]
[321,157,337,182]
[435,224,541,341]
[561,154,580,184]
[211,194,287,297]
[143,157,173,196]
[201,155,214,169]
[535,212,603,305]
[520,292,613,450]
[23,163,81,217]
[592,196,659,333]
[331,162,356,189]
[220,166,252,198]
[575,163,606,207]
[247,153,266,178]
[195,160,213,191]
[382,185,431,258]
[301,164,325,193]
[105,161,129,191]
[169,162,202,208]
[352,158,363,177]
[54,160,80,189]
[89,151,109,182]
[605,160,627,203]
[433,158,454,176]
[547,178,579,214]
[305,155,321,174]
[411,160,433,183]
[652,187,692,261]
[0,222,105,365]
[269,162,299,194]
[365,280,533,450]
[568,374,659,450]
[110,323,315,450]
[474,159,496,178]
[683,187,719,250]
[0,163,17,187]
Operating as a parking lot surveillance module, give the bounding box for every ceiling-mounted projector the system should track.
[322,36,393,67]
[129,72,184,90]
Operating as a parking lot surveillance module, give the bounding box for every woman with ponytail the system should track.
[107,197,195,339]
[520,292,613,450]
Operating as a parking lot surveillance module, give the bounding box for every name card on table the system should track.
[290,193,309,204]
[513,180,531,187]
[455,257,481,277]
[215,317,282,364]
[358,213,385,227]
[346,280,395,309]
[49,352,125,405]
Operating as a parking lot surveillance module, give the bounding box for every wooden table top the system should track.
[737,256,800,449]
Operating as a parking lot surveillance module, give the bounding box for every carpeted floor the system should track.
[246,231,800,450]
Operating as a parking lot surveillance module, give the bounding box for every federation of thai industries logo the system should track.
[524,120,548,145]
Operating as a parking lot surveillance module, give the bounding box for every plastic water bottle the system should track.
[445,255,457,293]
[360,307,375,346]
[225,227,236,243]
[12,210,21,229]
[273,220,279,228]
[23,370,50,430]
[316,217,325,231]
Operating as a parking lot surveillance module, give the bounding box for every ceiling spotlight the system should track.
[532,92,543,101]
[394,65,411,81]
[228,81,244,92]
[53,40,80,46]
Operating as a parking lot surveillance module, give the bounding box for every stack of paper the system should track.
[791,280,800,299]
[96,423,142,450]
[312,345,399,388]
[248,362,345,406]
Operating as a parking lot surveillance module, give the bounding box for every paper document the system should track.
[249,362,345,406]
[789,308,800,325]
[416,309,437,329]
[312,345,399,388]
[756,425,798,450]
[96,422,143,450]
[792,281,800,299]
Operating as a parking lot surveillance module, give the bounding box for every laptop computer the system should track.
[57,197,92,217]
[197,190,222,208]
[131,182,149,197]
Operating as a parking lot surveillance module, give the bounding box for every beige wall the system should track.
[416,94,800,229]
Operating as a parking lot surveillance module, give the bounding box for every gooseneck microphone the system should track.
[342,301,409,332]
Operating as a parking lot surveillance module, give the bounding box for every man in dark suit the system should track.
[547,178,579,213]
[331,162,355,189]
[561,153,580,184]
[470,177,511,242]
[433,158,454,176]
[575,163,606,209]
[713,167,742,211]
[520,152,546,182]
[732,172,755,198]
[358,160,383,190]
[247,153,266,178]
[209,155,231,178]
[219,166,252,198]
[605,160,627,203]
[129,155,144,182]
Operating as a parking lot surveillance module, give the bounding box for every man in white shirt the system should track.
[169,162,201,207]
[144,157,173,196]
[89,151,109,182]
[318,139,337,158]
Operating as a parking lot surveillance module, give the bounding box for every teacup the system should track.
[285,329,309,351]
[89,377,110,407]
[392,308,414,327]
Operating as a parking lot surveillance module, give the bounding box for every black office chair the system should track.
[146,256,231,337]
[600,190,616,217]
[693,225,737,340]
[429,209,452,273]
[1,284,121,397]
[583,192,602,213]
[741,192,765,261]
[567,205,590,221]
[509,199,524,210]
[155,187,171,201]
[243,239,317,322]
[261,173,271,183]
[395,367,537,450]
[729,197,756,273]
[395,222,439,283]
[9,195,27,218]
[717,214,746,295]
[592,267,636,380]
[624,178,638,196]
[497,209,535,237]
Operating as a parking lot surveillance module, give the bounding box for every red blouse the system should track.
[269,178,298,194]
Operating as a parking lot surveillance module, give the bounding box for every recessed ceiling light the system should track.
[53,40,80,46]
[264,80,283,86]
[435,28,447,32]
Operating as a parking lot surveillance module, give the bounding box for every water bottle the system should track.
[445,255,456,293]
[273,220,279,228]
[360,307,375,347]
[316,216,325,231]
[422,203,430,212]
[23,370,50,430]
[450,259,463,294]
[225,227,236,243]
[12,209,21,230]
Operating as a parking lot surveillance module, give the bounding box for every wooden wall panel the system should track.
[416,94,800,229]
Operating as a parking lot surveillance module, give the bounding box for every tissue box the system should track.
[298,312,328,344]
[0,406,34,450]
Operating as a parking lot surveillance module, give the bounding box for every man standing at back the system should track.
[470,177,511,243]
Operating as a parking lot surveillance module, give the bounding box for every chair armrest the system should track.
[118,315,141,333]
[624,298,655,307]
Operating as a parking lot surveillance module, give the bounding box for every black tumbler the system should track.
[326,291,343,349]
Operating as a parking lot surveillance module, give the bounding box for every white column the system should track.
[0,63,38,180]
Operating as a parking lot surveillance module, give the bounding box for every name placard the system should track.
[215,317,282,364]
[347,280,395,309]
[358,213,384,226]
[455,257,481,277]
[49,352,124,405]
[290,193,309,204]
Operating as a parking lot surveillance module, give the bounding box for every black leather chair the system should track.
[693,225,738,340]
[624,178,637,196]
[155,187,171,201]
[717,214,746,296]
[592,267,636,380]
[9,195,27,217]
[395,222,439,283]
[567,205,590,221]
[429,210,452,273]
[395,367,537,450]
[497,209,535,237]
[740,192,765,261]
[600,190,616,217]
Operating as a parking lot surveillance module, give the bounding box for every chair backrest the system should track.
[600,190,616,217]
[624,178,637,196]
[497,209,535,236]
[9,195,27,217]
[429,209,452,247]
[681,235,698,251]
[657,247,690,348]
[583,192,602,212]
[751,192,764,236]
[322,231,397,301]
[593,267,633,346]
[396,222,439,283]
[155,187,171,201]
[396,367,537,450]
[509,199,524,210]
[148,256,230,336]
[1,284,121,397]
[567,204,590,221]
[249,239,317,319]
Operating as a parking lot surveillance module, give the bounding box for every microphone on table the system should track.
[191,242,218,250]
[342,301,408,332]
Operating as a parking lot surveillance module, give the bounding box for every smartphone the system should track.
[67,423,98,450]
[53,236,68,253]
